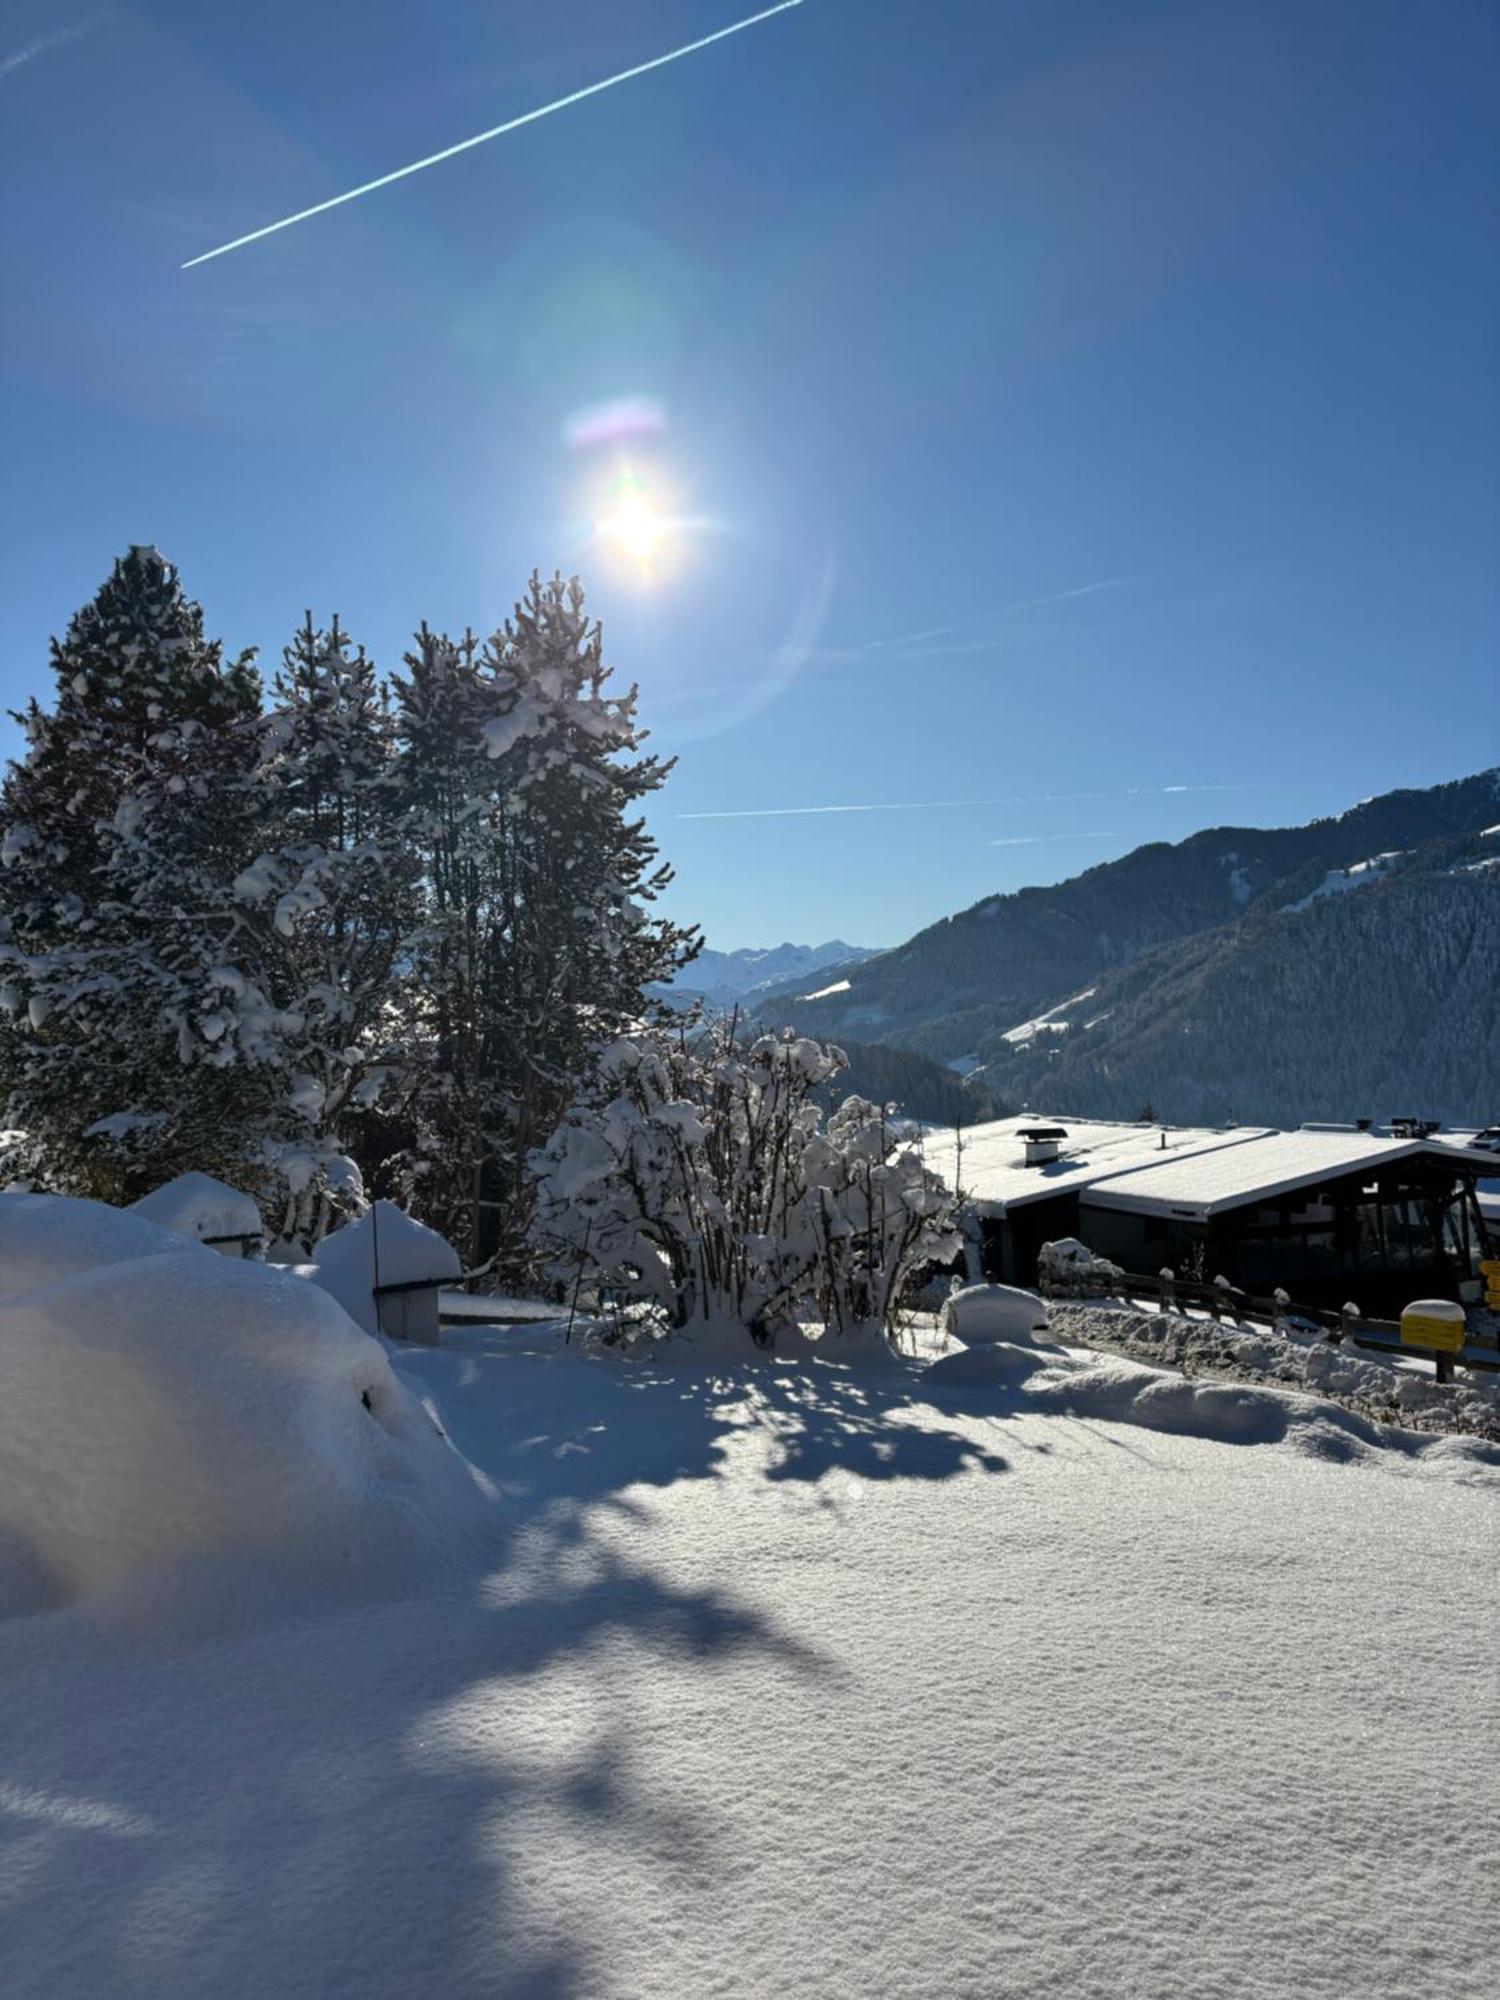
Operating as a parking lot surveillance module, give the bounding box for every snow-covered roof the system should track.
[1081,1129,1497,1220]
[311,1202,462,1336]
[128,1172,263,1243]
[923,1115,1271,1214]
[925,1115,1497,1221]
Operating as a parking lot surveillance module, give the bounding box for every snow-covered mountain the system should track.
[969,828,1500,1128]
[752,768,1500,1056]
[748,769,1500,1126]
[668,939,878,1007]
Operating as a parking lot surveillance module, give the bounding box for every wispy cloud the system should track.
[1,13,100,83]
[803,577,1145,668]
[678,782,1249,822]
[994,576,1140,618]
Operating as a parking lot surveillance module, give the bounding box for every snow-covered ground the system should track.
[2,1260,1497,1996]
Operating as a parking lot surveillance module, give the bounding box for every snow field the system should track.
[2,1308,1496,1998]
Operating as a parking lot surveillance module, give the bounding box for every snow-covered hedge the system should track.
[942,1284,1049,1346]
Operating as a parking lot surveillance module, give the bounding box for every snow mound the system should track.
[922,1316,1499,1470]
[0,1191,209,1300]
[0,1224,492,1630]
[942,1283,1049,1345]
[1052,1302,1500,1442]
[127,1171,262,1245]
[311,1200,462,1337]
[926,1338,1058,1385]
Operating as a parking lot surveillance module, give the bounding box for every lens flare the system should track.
[565,395,667,452]
[597,476,673,569]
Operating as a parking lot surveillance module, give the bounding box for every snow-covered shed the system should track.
[127,1172,264,1257]
[311,1202,461,1345]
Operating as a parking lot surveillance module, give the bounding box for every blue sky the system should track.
[2,1,1496,949]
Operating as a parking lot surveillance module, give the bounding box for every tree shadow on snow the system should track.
[401,1326,1009,1514]
[0,1336,849,1999]
[0,1520,834,2000]
[0,1323,1019,2000]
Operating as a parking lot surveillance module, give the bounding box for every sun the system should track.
[598,478,672,568]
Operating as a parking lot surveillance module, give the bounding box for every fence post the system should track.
[1159,1266,1176,1315]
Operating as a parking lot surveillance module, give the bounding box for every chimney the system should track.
[1019,1125,1068,1167]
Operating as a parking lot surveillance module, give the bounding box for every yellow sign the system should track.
[1481,1258,1500,1278]
[1400,1308,1465,1353]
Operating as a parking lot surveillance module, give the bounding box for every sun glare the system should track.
[599,481,671,567]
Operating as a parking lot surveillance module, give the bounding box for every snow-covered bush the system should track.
[0,1125,44,1191]
[257,1137,366,1256]
[1037,1236,1125,1299]
[530,1021,960,1356]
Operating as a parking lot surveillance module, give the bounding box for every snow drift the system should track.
[0,1199,491,1629]
[925,1312,1499,1468]
[0,1191,201,1299]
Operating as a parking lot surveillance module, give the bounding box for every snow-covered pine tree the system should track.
[0,547,267,1199]
[389,576,697,1271]
[476,573,697,1269]
[221,614,418,1245]
[384,623,504,1263]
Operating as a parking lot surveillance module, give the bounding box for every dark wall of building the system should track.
[1077,1162,1487,1315]
[978,1193,1080,1285]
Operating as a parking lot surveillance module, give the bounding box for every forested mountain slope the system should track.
[969,841,1500,1128]
[752,769,1500,1068]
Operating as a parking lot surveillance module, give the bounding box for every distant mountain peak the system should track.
[666,939,879,1007]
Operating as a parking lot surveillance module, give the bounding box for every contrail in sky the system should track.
[990,832,1121,848]
[182,1,804,269]
[1,15,98,82]
[678,783,1251,822]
